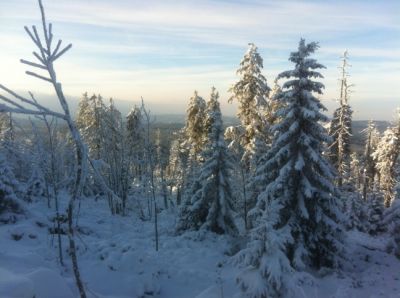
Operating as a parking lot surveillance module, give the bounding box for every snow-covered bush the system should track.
[366,194,385,235]
[0,154,24,223]
[25,167,46,202]
[383,198,400,258]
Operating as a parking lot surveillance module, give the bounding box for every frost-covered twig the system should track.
[0,1,87,297]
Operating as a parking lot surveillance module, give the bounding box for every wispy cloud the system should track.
[0,0,399,119]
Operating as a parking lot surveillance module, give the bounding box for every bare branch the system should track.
[39,0,50,48]
[33,51,46,65]
[26,71,52,83]
[0,84,64,119]
[0,94,25,110]
[48,23,53,46]
[52,40,62,57]
[24,26,40,48]
[52,43,72,61]
[32,26,44,52]
[0,103,63,118]
[28,91,39,105]
[20,59,47,70]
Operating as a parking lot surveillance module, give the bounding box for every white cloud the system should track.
[0,0,399,119]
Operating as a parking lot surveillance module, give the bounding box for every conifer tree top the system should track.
[229,43,270,108]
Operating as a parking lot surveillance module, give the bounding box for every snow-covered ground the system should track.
[1,197,399,298]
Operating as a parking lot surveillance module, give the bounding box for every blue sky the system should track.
[0,0,399,120]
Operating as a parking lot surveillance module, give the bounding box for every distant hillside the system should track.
[12,115,392,153]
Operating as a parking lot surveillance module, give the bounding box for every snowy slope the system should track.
[0,197,399,298]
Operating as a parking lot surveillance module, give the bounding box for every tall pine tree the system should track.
[185,91,207,160]
[328,51,353,188]
[229,43,271,170]
[176,88,237,235]
[374,111,400,207]
[362,121,380,200]
[237,39,343,297]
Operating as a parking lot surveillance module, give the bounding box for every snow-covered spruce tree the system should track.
[350,152,363,192]
[177,91,208,208]
[225,125,249,227]
[168,130,190,206]
[367,193,385,235]
[137,99,160,249]
[25,164,46,201]
[0,152,24,224]
[0,112,14,142]
[0,112,26,179]
[126,105,145,163]
[383,198,400,258]
[76,93,106,196]
[126,105,146,184]
[265,78,283,128]
[185,91,207,159]
[374,112,400,207]
[362,121,380,200]
[236,39,343,297]
[345,191,367,231]
[76,94,127,213]
[155,128,170,209]
[328,51,353,188]
[344,153,368,231]
[101,98,126,213]
[176,88,237,235]
[76,93,106,161]
[229,43,271,170]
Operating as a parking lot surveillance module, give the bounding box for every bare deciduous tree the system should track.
[0,1,87,296]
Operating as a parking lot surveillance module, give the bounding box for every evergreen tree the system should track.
[167,131,189,206]
[265,78,283,127]
[25,165,46,201]
[185,91,207,159]
[76,93,106,160]
[367,193,385,235]
[384,198,400,258]
[362,121,380,200]
[155,128,169,209]
[0,112,23,178]
[0,112,14,143]
[0,153,23,223]
[229,43,271,170]
[103,98,125,213]
[374,112,400,207]
[175,91,208,208]
[345,192,367,231]
[176,88,237,235]
[350,152,363,192]
[224,125,248,226]
[236,40,343,297]
[126,105,145,179]
[328,51,353,187]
